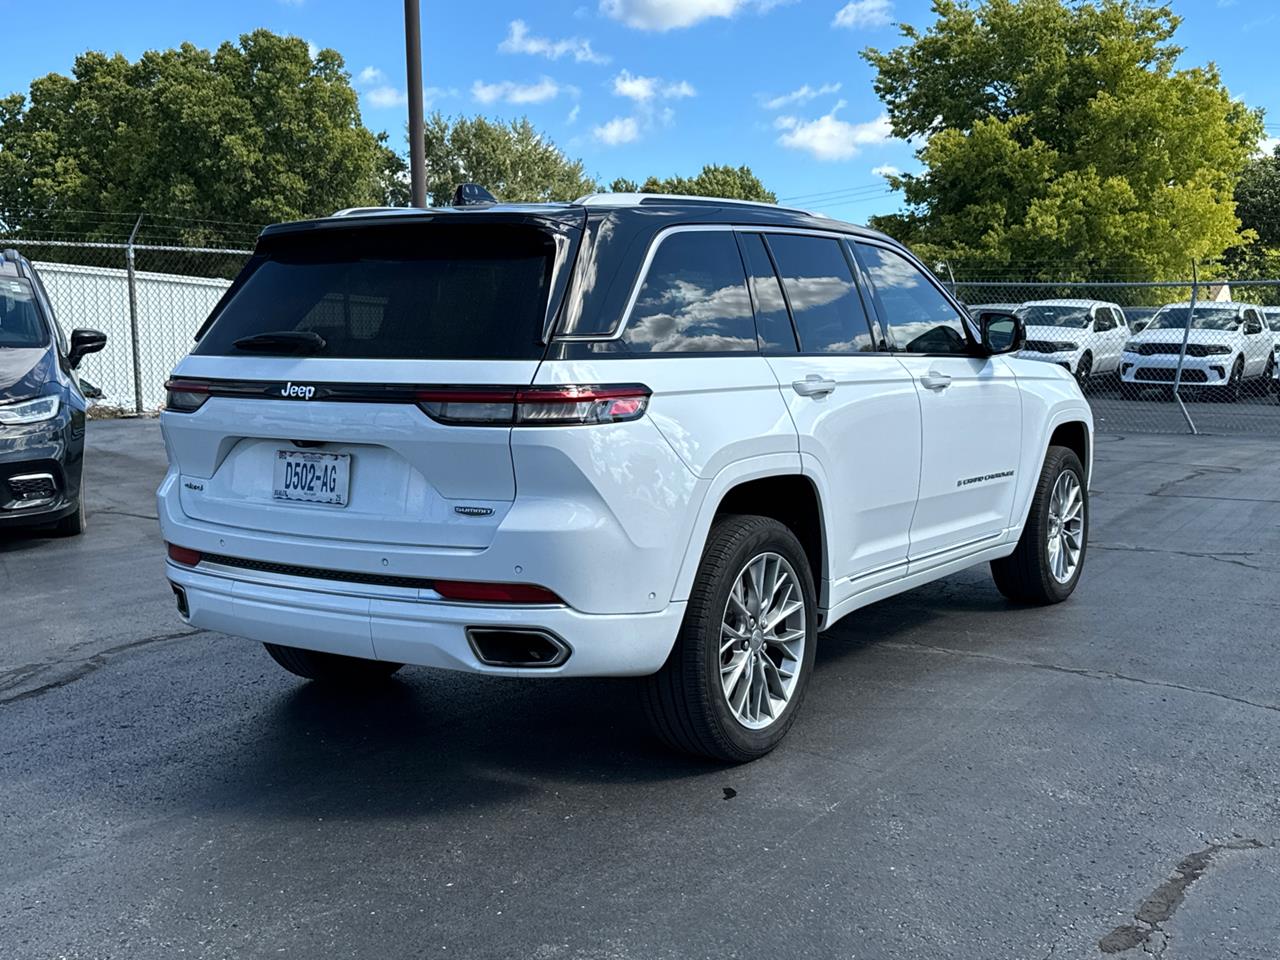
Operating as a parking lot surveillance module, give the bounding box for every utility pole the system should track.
[404,0,427,207]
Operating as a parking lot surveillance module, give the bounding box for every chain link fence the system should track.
[952,274,1280,436]
[2,239,252,412]
[3,230,1279,436]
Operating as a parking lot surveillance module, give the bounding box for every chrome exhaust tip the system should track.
[465,627,571,668]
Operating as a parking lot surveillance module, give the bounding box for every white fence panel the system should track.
[35,261,231,410]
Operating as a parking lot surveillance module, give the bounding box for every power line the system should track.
[780,181,889,203]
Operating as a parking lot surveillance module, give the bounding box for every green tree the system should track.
[614,164,776,202]
[1234,144,1280,247]
[862,0,1264,279]
[1220,144,1280,297]
[422,114,596,206]
[0,30,400,246]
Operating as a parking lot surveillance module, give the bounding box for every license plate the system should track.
[272,450,350,506]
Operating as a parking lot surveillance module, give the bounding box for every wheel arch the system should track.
[670,457,828,608]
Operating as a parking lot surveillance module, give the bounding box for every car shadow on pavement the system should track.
[178,579,1025,821]
[185,667,720,820]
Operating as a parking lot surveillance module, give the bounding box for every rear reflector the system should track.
[432,580,565,605]
[167,543,203,566]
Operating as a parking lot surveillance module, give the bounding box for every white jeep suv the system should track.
[159,194,1093,761]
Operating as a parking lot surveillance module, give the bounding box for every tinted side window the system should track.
[740,234,796,352]
[1093,308,1114,332]
[855,243,969,355]
[766,234,873,354]
[622,230,756,353]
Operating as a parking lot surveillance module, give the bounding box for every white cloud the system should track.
[306,40,320,60]
[1258,135,1280,156]
[567,104,581,124]
[612,70,696,102]
[366,86,408,109]
[775,103,893,161]
[601,0,785,31]
[832,0,894,29]
[357,66,385,86]
[594,116,641,145]
[499,20,610,64]
[471,76,570,105]
[761,82,842,110]
[871,163,901,177]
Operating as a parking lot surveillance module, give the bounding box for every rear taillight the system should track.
[167,543,203,566]
[432,580,564,604]
[416,384,650,427]
[164,379,211,413]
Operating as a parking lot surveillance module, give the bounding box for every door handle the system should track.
[792,375,836,398]
[920,371,952,390]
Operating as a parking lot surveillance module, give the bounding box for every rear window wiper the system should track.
[232,331,327,355]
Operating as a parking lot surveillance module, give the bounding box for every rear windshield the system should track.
[0,279,50,349]
[195,224,557,360]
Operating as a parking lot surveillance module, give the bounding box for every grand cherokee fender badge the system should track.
[454,505,495,517]
[957,469,1015,488]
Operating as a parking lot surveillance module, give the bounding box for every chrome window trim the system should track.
[556,223,867,343]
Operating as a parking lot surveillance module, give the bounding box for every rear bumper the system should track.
[166,560,685,678]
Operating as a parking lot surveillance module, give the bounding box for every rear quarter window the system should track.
[620,230,757,353]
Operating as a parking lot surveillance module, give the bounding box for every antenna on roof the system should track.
[453,184,498,206]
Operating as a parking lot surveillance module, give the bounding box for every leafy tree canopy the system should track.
[862,0,1264,279]
[610,164,776,202]
[0,30,400,245]
[422,114,596,206]
[1234,144,1280,248]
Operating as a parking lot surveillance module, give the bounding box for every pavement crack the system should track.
[1092,543,1267,571]
[883,640,1280,716]
[1098,839,1268,955]
[0,628,206,705]
[92,507,160,521]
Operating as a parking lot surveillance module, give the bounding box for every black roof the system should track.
[258,195,889,244]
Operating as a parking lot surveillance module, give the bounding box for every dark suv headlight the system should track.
[0,394,62,425]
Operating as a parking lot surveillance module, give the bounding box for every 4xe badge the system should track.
[281,382,316,400]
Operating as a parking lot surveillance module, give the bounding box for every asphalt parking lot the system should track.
[2,419,1279,960]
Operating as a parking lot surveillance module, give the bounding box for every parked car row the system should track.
[967,298,1280,401]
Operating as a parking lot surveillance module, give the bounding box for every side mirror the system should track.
[1132,319,1148,332]
[68,328,107,369]
[977,311,1024,355]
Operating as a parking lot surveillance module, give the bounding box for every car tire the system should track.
[54,487,87,537]
[263,643,403,683]
[990,446,1088,605]
[1074,351,1092,388]
[642,515,818,763]
[1223,356,1244,403]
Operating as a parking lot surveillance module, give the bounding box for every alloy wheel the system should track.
[1045,470,1084,584]
[719,552,806,730]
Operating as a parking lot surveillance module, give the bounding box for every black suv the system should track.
[0,249,106,535]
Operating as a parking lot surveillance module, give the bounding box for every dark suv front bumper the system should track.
[0,411,84,528]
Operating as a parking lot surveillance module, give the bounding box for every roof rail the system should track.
[574,192,821,217]
[330,206,426,218]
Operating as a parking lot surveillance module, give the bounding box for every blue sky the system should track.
[3,0,1278,218]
